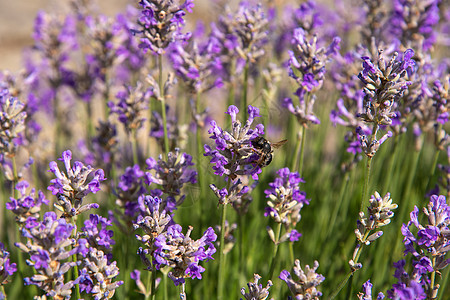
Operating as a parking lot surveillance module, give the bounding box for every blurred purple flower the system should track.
[145,149,197,212]
[134,0,193,55]
[0,242,17,285]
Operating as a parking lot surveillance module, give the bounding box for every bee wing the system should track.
[271,139,288,149]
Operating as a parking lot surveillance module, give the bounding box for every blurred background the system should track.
[0,0,129,70]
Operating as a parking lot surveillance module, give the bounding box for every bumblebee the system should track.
[251,136,287,168]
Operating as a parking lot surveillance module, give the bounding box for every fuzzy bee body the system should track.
[251,136,287,168]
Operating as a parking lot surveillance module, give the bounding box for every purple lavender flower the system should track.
[15,212,82,298]
[80,214,115,261]
[264,168,309,244]
[402,195,450,274]
[33,11,78,66]
[78,247,123,299]
[214,220,237,255]
[169,34,223,94]
[113,164,147,226]
[387,260,427,300]
[153,224,216,286]
[145,149,197,212]
[150,105,188,151]
[108,82,151,135]
[6,180,48,229]
[0,242,17,286]
[389,0,440,51]
[279,259,325,299]
[357,48,415,127]
[209,0,269,82]
[350,192,397,270]
[134,195,172,269]
[134,0,194,55]
[285,28,340,126]
[115,7,148,81]
[240,273,273,300]
[358,280,385,300]
[0,88,27,158]
[356,127,393,158]
[204,105,264,180]
[130,269,161,296]
[48,150,106,218]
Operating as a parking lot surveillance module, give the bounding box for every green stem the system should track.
[195,91,205,231]
[151,266,157,300]
[290,129,302,172]
[145,270,151,300]
[326,172,350,240]
[217,202,228,300]
[71,220,81,299]
[345,274,354,300]
[288,241,294,266]
[430,256,437,299]
[267,222,282,281]
[424,148,440,194]
[329,272,353,299]
[298,126,306,175]
[163,270,168,300]
[131,129,139,166]
[158,54,170,155]
[361,156,372,213]
[242,61,249,121]
[382,135,399,193]
[179,282,186,300]
[238,214,245,275]
[86,101,94,140]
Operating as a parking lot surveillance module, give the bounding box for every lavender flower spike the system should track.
[357,280,385,300]
[402,195,450,276]
[0,242,17,287]
[279,259,325,299]
[15,212,81,298]
[135,0,194,55]
[0,88,27,158]
[240,274,273,300]
[48,150,106,218]
[6,180,48,229]
[204,105,265,180]
[153,225,217,286]
[78,248,124,299]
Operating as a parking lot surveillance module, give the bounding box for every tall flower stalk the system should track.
[204,105,266,300]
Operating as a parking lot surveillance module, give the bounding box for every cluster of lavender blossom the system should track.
[0,0,449,298]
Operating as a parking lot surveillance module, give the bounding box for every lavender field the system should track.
[0,0,449,299]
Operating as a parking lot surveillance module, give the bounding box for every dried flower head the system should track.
[145,149,197,212]
[0,242,17,286]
